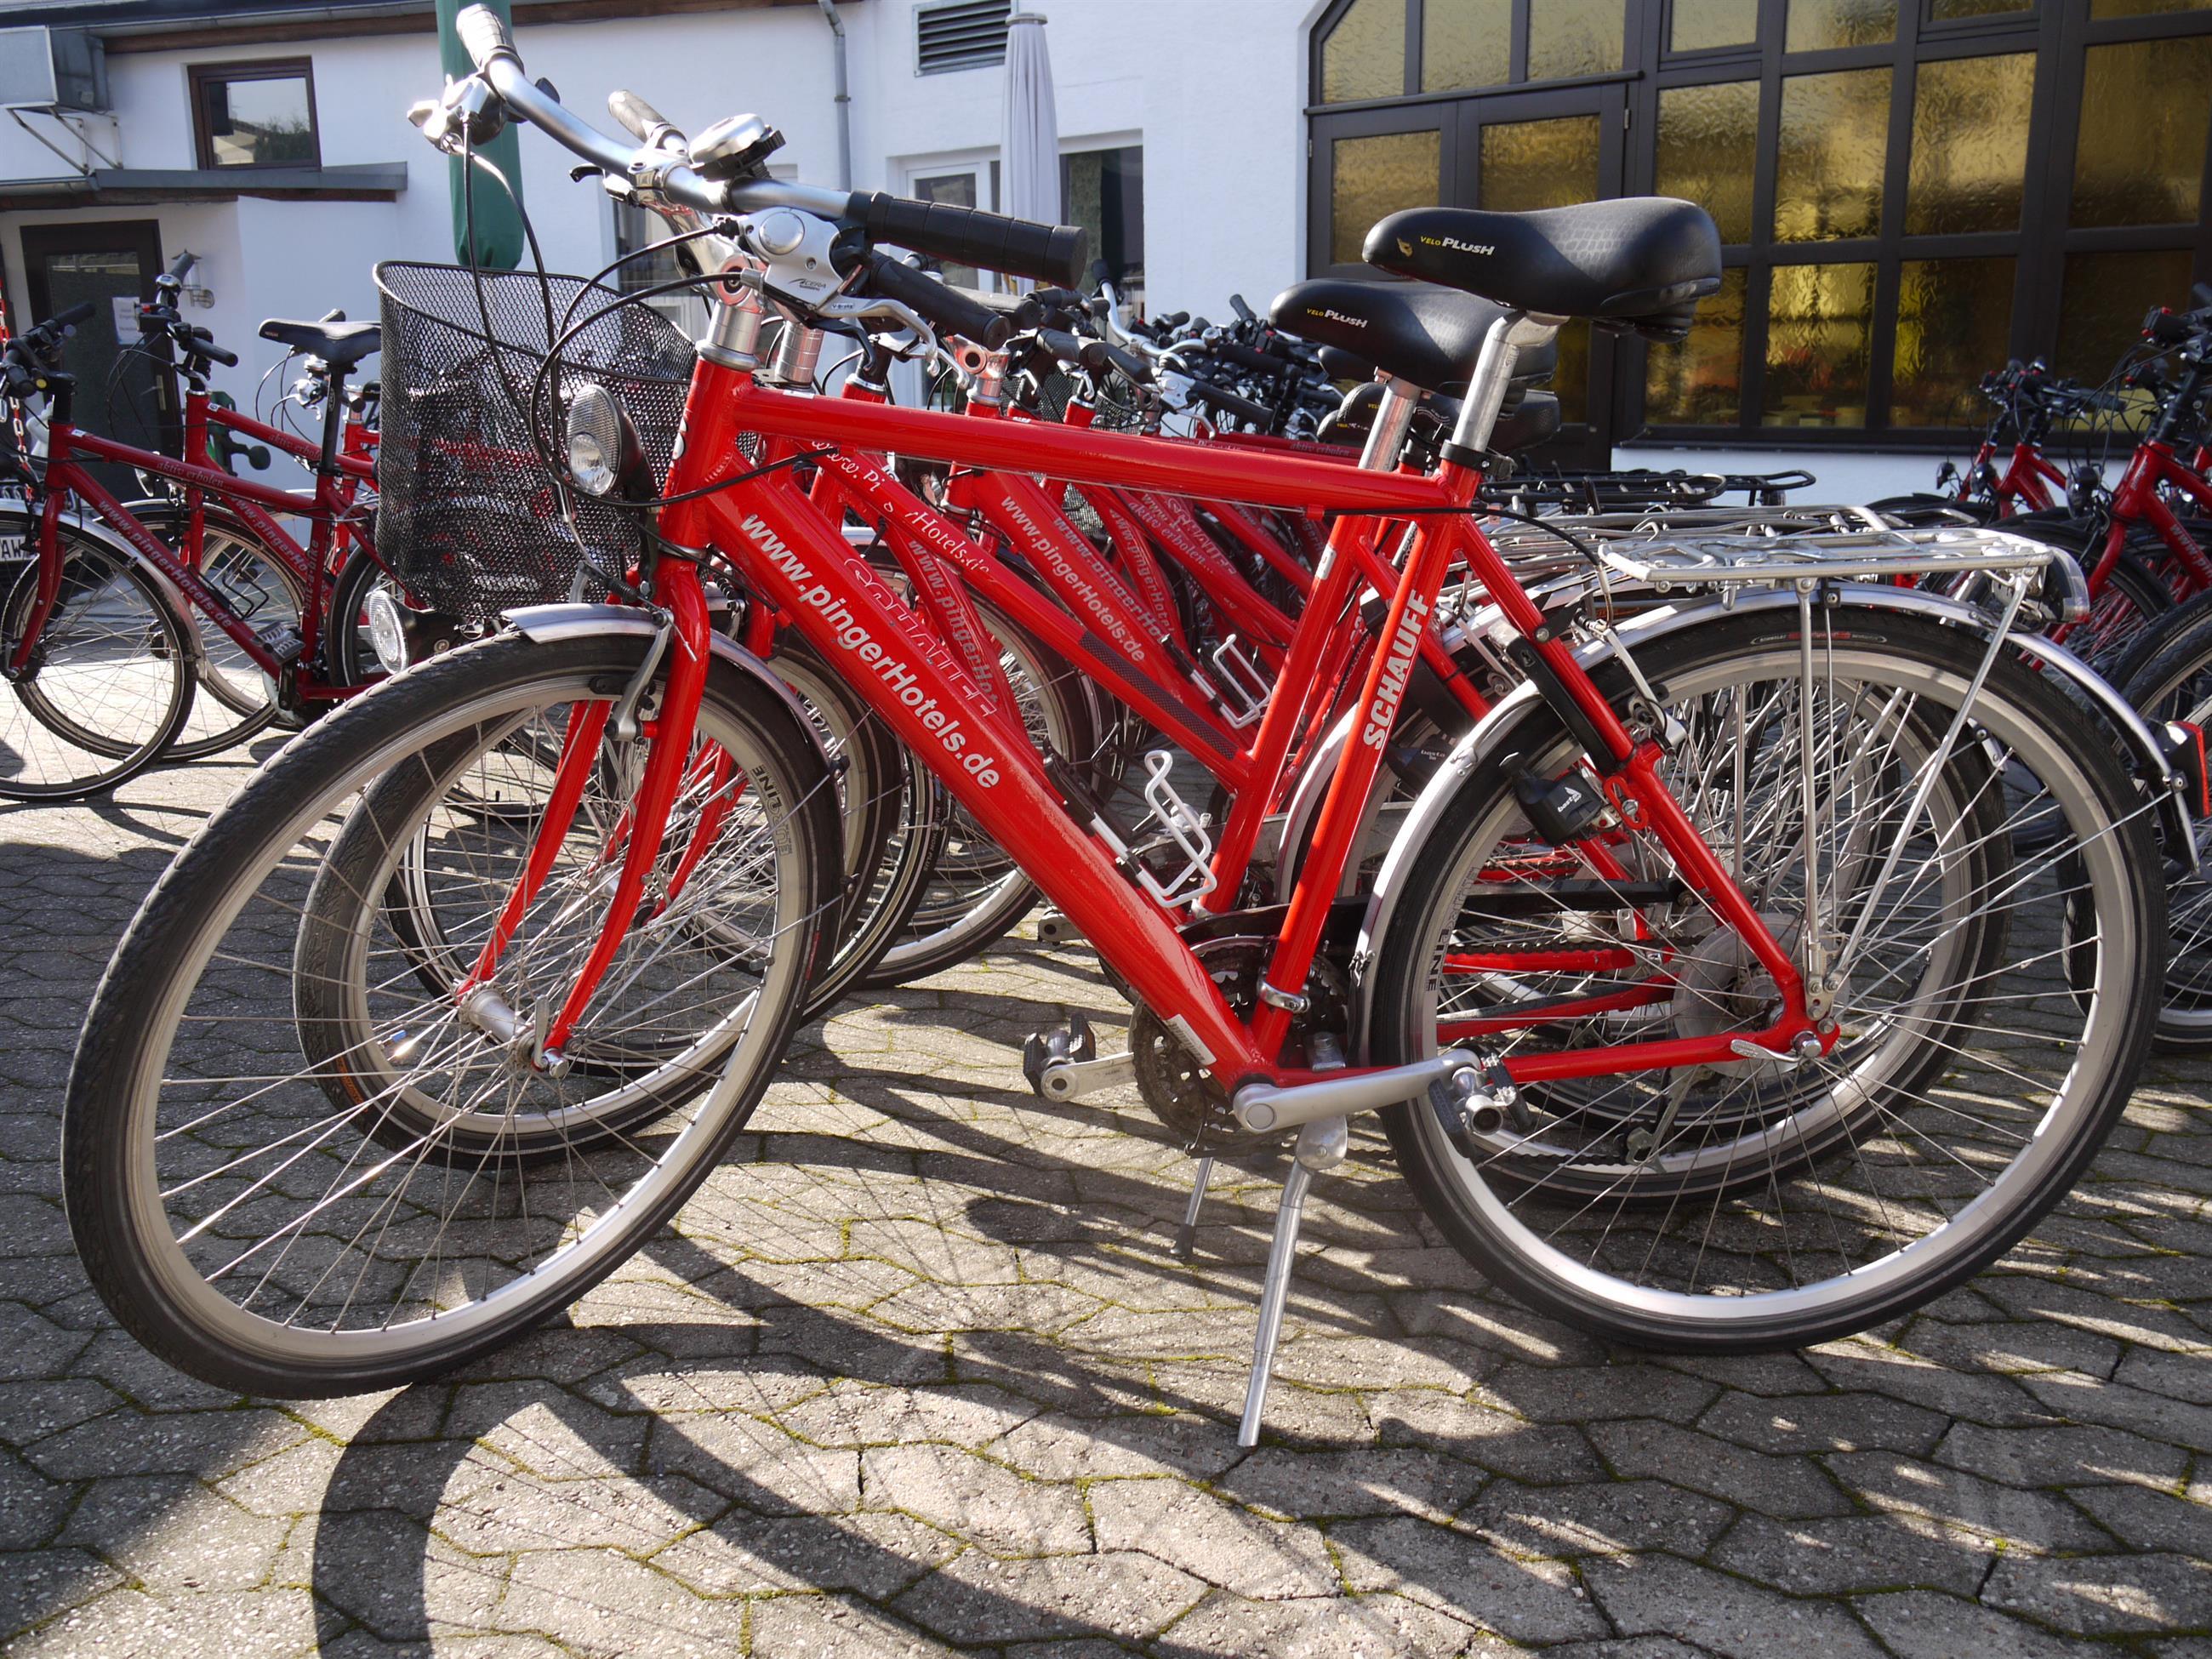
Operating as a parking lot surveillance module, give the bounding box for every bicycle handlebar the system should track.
[855,250,1012,349]
[847,193,1086,290]
[1183,377,1270,427]
[451,5,1086,287]
[607,88,683,151]
[46,300,97,334]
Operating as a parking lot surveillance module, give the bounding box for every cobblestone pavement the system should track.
[2,747,2210,1659]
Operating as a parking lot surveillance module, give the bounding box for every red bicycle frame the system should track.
[19,383,377,693]
[499,355,1815,1094]
[2089,437,2212,599]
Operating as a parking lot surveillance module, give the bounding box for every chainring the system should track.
[1129,935,1348,1153]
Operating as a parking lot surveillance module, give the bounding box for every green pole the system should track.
[436,0,527,268]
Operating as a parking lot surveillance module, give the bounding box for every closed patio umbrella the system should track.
[1000,11,1058,288]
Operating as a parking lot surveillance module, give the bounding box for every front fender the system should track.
[1345,584,2187,1058]
[500,601,832,779]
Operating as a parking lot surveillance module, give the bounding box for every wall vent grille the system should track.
[917,0,1012,74]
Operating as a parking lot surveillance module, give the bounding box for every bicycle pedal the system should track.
[1020,1011,1100,1098]
[254,622,306,667]
[1035,910,1086,947]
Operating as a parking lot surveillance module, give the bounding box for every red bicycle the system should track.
[61,25,2174,1448]
[0,286,385,797]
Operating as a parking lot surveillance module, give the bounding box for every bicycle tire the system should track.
[1365,607,2162,1351]
[63,625,836,1395]
[0,522,194,800]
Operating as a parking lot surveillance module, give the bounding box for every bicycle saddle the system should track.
[1363,199,1721,342]
[1268,279,1558,396]
[259,317,383,371]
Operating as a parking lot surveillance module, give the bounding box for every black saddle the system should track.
[259,316,382,371]
[1269,279,1557,396]
[1363,199,1721,341]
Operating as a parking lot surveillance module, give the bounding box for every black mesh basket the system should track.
[374,261,696,623]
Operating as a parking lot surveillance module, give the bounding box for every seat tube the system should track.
[1201,377,1424,910]
[1248,463,1474,1058]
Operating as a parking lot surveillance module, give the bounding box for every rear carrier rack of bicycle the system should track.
[1485,514,2084,613]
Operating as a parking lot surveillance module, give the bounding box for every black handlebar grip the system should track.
[456,3,517,67]
[608,88,681,147]
[1155,311,1189,330]
[1035,328,1103,373]
[2149,306,2196,345]
[48,300,98,332]
[1100,340,1154,388]
[1186,378,1270,427]
[1210,337,1290,379]
[850,191,1088,289]
[185,335,241,368]
[862,252,1012,349]
[167,251,196,281]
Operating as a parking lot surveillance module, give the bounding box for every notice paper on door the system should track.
[110,294,140,340]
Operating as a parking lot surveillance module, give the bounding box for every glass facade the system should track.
[1310,0,2212,447]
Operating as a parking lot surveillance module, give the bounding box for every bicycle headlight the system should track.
[365,588,411,676]
[565,380,645,499]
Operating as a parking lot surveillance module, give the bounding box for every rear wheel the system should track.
[2113,590,2212,1049]
[1366,608,2161,1350]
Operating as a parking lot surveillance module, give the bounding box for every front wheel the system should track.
[64,625,836,1397]
[1365,607,2162,1351]
[0,519,194,800]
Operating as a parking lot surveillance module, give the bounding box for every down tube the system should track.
[696,472,1269,1078]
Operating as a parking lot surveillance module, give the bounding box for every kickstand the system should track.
[1173,1154,1215,1262]
[1237,1115,1348,1447]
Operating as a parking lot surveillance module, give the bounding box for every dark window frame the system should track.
[1308,0,2212,448]
[188,56,321,172]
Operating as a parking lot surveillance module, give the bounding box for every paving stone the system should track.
[1590,1421,1850,1519]
[492,1544,746,1652]
[645,1411,864,1515]
[60,1474,290,1591]
[1936,1419,2192,1491]
[1154,1588,1477,1657]
[1091,1478,1338,1599]
[1464,1477,1736,1562]
[1483,1360,1720,1425]
[653,1509,962,1599]
[861,1442,1091,1554]
[1981,1549,2212,1636]
[1211,1445,1486,1523]
[1853,1588,2120,1658]
[11,1586,322,1658]
[1330,1514,1609,1642]
[1824,1449,2119,1552]
[2068,1482,2212,1558]
[1705,1512,1991,1598]
[892,1549,1206,1645]
[1584,1552,1889,1659]
[0,1546,124,1640]
[1694,1388,1949,1456]
[749,1590,965,1656]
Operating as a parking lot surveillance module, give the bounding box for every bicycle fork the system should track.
[456,565,715,1069]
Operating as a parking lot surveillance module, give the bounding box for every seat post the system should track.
[1447,311,1563,463]
[1356,373,1422,472]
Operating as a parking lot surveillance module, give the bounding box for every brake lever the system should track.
[409,76,505,155]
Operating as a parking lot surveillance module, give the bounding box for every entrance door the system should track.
[21,220,174,488]
[1455,87,1626,465]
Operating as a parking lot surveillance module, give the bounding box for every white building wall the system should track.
[0,1,1947,501]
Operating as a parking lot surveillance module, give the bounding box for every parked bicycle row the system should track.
[3,9,2201,1444]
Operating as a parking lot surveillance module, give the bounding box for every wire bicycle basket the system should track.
[374,261,696,624]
